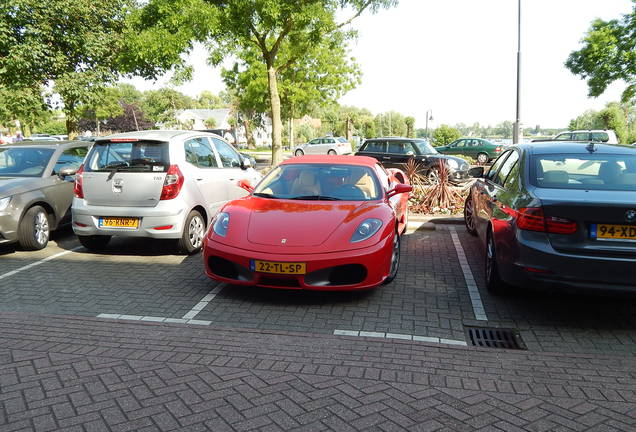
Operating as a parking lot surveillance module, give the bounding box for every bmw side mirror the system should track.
[58,166,78,178]
[468,166,485,178]
[386,183,413,198]
[237,178,254,193]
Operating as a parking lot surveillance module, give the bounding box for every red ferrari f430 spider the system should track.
[203,155,412,290]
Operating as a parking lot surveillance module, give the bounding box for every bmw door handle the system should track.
[196,178,204,181]
[382,156,390,160]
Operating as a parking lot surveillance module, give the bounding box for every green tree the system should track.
[141,88,196,126]
[197,91,225,109]
[123,0,397,165]
[405,116,415,138]
[566,2,636,102]
[568,109,604,130]
[0,0,134,136]
[0,86,50,135]
[80,86,125,135]
[598,102,629,143]
[432,125,461,146]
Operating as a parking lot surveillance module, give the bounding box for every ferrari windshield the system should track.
[254,163,382,201]
[0,147,55,177]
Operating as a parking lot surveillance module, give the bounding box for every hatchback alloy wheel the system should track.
[34,210,49,246]
[188,214,205,250]
[18,205,50,250]
[477,153,489,164]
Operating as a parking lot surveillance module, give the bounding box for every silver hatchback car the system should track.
[72,130,261,253]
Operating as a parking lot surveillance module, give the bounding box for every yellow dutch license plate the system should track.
[99,217,139,229]
[251,260,306,275]
[593,224,636,240]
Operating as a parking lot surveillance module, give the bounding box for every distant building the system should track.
[166,108,273,148]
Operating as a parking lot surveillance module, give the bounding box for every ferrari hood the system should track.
[246,199,364,247]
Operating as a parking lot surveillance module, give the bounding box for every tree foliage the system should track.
[432,125,461,146]
[0,0,134,136]
[566,2,636,102]
[124,0,397,165]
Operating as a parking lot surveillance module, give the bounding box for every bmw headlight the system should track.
[0,196,10,211]
[350,218,383,243]
[212,212,230,237]
[447,159,459,170]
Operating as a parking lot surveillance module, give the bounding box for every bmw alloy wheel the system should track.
[464,197,476,235]
[486,235,495,282]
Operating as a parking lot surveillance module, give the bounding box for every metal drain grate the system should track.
[465,326,526,350]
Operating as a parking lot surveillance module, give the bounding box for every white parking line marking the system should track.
[334,329,467,346]
[449,226,488,321]
[0,246,82,281]
[182,283,226,320]
[97,283,226,326]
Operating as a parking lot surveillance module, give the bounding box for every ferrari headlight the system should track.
[0,196,10,211]
[350,218,382,243]
[212,212,230,237]
[447,159,459,170]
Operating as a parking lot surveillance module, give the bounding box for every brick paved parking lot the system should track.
[1,224,635,430]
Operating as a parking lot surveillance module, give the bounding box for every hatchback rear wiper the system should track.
[103,161,129,180]
[290,195,342,201]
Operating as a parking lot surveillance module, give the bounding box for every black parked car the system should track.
[464,142,636,294]
[355,137,470,184]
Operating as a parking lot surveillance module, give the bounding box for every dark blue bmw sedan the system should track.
[464,142,636,294]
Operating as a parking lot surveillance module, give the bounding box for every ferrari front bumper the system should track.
[203,235,394,291]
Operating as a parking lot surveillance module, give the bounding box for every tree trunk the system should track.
[289,117,294,149]
[244,118,256,150]
[65,101,79,139]
[96,117,101,135]
[267,65,283,166]
[66,117,79,139]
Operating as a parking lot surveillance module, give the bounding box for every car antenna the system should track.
[585,142,596,153]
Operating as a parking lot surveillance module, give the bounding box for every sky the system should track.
[122,0,634,130]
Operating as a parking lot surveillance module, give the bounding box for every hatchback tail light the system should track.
[495,146,503,152]
[516,207,577,234]
[73,164,84,198]
[160,165,184,200]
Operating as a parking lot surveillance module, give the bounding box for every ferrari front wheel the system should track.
[382,231,401,285]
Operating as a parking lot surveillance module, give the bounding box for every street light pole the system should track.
[425,109,433,138]
[513,0,522,144]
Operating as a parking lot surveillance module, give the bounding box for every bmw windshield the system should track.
[531,153,636,191]
[253,164,381,201]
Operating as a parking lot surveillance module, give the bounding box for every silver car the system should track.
[0,141,90,250]
[72,130,261,254]
[293,136,352,156]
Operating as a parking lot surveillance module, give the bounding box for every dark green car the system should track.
[436,138,504,164]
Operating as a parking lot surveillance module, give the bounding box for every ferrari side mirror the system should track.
[237,178,254,193]
[386,183,413,198]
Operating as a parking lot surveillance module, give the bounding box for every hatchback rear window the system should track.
[530,154,636,191]
[85,140,170,173]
